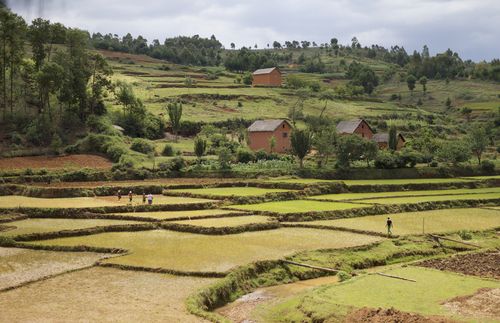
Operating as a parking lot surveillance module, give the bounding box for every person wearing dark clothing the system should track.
[117,189,122,201]
[142,193,146,204]
[128,191,133,203]
[386,217,393,236]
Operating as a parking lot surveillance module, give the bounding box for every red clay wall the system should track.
[353,121,373,139]
[252,70,282,87]
[248,123,291,153]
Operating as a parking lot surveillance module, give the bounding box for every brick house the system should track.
[252,67,282,87]
[372,133,406,150]
[247,119,292,153]
[336,119,374,139]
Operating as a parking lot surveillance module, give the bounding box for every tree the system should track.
[437,140,471,166]
[314,126,337,167]
[363,140,379,167]
[218,147,232,169]
[273,41,281,49]
[269,135,276,153]
[419,76,428,94]
[291,129,311,168]
[388,125,398,150]
[461,107,472,122]
[468,125,488,164]
[406,74,417,95]
[335,134,367,168]
[29,18,51,71]
[194,136,207,162]
[445,97,452,109]
[347,62,379,94]
[230,42,235,49]
[167,101,182,141]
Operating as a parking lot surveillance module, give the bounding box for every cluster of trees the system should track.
[0,8,113,148]
[91,33,223,66]
[224,47,292,72]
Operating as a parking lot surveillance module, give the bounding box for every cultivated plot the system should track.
[230,200,370,214]
[0,267,217,322]
[168,187,293,197]
[0,218,141,237]
[0,247,111,290]
[263,266,500,322]
[0,195,214,209]
[172,215,272,228]
[361,192,500,205]
[109,209,248,221]
[309,187,500,202]
[286,208,500,235]
[264,177,490,185]
[31,228,381,273]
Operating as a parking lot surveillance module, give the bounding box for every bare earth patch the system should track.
[0,267,217,322]
[0,247,111,290]
[417,252,500,280]
[344,307,457,323]
[0,154,112,170]
[442,288,500,319]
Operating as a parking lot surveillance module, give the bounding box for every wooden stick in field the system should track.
[374,272,417,283]
[282,260,343,274]
[428,234,481,248]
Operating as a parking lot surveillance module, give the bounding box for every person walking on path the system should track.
[142,193,146,204]
[117,189,122,201]
[386,217,393,237]
[147,193,153,205]
[128,191,133,204]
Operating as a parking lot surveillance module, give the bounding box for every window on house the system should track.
[283,132,288,138]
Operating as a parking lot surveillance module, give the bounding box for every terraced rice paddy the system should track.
[264,177,484,185]
[264,266,500,321]
[0,218,140,237]
[168,187,292,197]
[286,208,500,235]
[308,187,500,202]
[0,267,217,322]
[230,200,370,214]
[0,195,214,208]
[360,192,500,205]
[172,215,272,227]
[31,228,382,273]
[109,209,248,220]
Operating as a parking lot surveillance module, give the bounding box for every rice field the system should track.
[0,195,214,209]
[168,187,293,197]
[230,200,370,214]
[0,218,140,237]
[262,266,500,321]
[264,177,485,185]
[308,187,500,202]
[286,208,500,235]
[109,209,248,220]
[31,228,382,273]
[360,192,500,205]
[0,267,217,322]
[172,215,272,227]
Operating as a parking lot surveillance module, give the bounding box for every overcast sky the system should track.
[7,0,500,61]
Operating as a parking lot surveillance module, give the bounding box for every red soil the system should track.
[0,154,112,170]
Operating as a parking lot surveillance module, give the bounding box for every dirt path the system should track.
[417,252,500,280]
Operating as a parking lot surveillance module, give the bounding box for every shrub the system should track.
[399,148,422,168]
[337,271,352,282]
[236,148,255,163]
[169,156,186,172]
[255,150,269,161]
[374,150,400,169]
[480,160,495,173]
[218,147,232,169]
[162,144,175,156]
[458,230,472,240]
[130,138,155,155]
[430,161,439,167]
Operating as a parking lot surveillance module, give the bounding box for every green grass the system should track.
[172,215,272,227]
[0,218,140,237]
[263,266,500,322]
[31,228,381,273]
[169,187,293,197]
[361,192,500,205]
[229,200,370,214]
[286,208,500,235]
[308,187,500,202]
[0,195,214,209]
[109,209,247,220]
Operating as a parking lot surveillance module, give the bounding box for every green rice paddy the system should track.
[361,192,500,205]
[172,215,272,228]
[0,195,214,209]
[31,228,382,273]
[286,208,500,235]
[0,218,140,237]
[109,209,247,220]
[308,187,500,202]
[264,177,489,185]
[230,200,370,214]
[169,187,292,197]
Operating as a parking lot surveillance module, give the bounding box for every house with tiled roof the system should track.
[247,119,292,153]
[252,67,282,87]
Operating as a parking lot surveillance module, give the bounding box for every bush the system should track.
[218,147,232,169]
[337,271,352,282]
[162,144,175,156]
[480,160,495,173]
[374,151,400,169]
[458,230,472,240]
[236,148,255,163]
[430,161,439,167]
[130,138,155,155]
[169,156,186,172]
[255,150,269,161]
[399,148,422,168]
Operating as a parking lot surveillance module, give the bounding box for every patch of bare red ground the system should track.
[0,154,112,170]
[345,307,457,323]
[442,288,500,319]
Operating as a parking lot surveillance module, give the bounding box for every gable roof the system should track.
[253,67,280,75]
[336,119,373,134]
[372,133,406,143]
[248,119,290,132]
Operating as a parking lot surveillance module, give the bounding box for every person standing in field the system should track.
[128,191,133,204]
[386,217,393,237]
[117,189,122,201]
[147,193,153,205]
[142,192,146,204]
